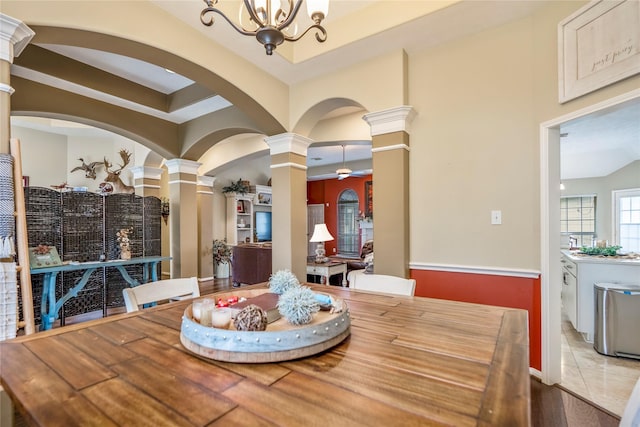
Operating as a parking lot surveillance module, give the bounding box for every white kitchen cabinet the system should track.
[226,192,254,246]
[561,250,640,342]
[561,256,577,327]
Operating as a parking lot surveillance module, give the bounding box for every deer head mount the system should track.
[103,149,135,194]
[70,158,102,180]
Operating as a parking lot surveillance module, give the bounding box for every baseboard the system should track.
[529,367,542,380]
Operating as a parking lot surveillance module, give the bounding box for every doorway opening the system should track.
[540,89,640,397]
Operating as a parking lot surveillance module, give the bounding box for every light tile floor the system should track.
[561,312,640,416]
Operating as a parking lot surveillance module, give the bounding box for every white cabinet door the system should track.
[562,268,577,328]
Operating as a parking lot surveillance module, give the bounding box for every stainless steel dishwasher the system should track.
[594,283,640,358]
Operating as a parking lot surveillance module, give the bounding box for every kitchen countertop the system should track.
[562,249,640,265]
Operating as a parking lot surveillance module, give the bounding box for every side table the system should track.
[306,261,347,286]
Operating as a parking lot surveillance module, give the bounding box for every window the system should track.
[560,195,596,247]
[614,189,640,253]
[337,189,359,257]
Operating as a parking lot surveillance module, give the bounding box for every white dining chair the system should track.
[122,277,200,313]
[621,375,640,427]
[349,273,416,296]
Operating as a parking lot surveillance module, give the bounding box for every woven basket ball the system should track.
[234,304,268,331]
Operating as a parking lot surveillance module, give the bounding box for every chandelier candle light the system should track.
[309,223,333,263]
[200,0,329,55]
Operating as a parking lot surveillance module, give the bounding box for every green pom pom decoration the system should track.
[268,269,300,295]
[277,286,320,325]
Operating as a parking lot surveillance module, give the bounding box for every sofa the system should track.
[345,240,374,285]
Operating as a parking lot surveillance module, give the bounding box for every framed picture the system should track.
[257,192,272,205]
[237,200,245,213]
[558,0,640,103]
[365,181,373,219]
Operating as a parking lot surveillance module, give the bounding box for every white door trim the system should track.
[539,88,640,385]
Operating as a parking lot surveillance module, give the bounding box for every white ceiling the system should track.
[9,0,640,179]
[560,98,640,180]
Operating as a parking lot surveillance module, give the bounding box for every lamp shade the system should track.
[310,223,334,242]
[307,0,329,18]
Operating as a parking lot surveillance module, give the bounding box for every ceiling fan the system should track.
[336,145,352,180]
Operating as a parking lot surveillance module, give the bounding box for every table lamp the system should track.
[310,223,334,263]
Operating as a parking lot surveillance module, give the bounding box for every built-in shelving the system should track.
[226,192,254,245]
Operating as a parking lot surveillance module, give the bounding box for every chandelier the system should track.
[200,0,329,55]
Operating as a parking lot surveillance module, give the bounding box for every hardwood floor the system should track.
[13,278,623,426]
[531,378,620,427]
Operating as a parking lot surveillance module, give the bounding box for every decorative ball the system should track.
[277,286,320,326]
[234,304,267,331]
[268,269,301,295]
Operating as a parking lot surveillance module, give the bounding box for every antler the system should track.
[103,156,113,173]
[103,150,131,174]
[118,149,132,169]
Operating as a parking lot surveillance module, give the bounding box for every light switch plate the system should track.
[491,210,502,225]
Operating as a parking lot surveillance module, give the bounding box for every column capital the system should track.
[165,158,201,175]
[0,83,14,95]
[0,14,35,63]
[363,106,417,137]
[130,166,163,181]
[265,133,313,157]
[198,175,216,188]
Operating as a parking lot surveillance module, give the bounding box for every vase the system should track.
[121,248,131,260]
[215,261,230,279]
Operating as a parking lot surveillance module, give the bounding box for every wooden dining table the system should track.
[0,284,530,426]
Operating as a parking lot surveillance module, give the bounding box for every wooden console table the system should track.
[307,261,347,286]
[30,256,169,331]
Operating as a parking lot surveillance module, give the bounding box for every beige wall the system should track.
[405,1,640,270]
[3,0,290,130]
[308,111,371,142]
[11,124,137,191]
[11,125,67,187]
[409,13,539,268]
[290,49,407,130]
[286,0,639,272]
[7,0,640,277]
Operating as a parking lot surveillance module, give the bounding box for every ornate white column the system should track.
[197,175,215,281]
[166,159,201,278]
[265,133,313,281]
[363,106,416,278]
[0,14,34,153]
[130,166,163,197]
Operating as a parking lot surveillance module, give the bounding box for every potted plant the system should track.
[212,239,232,278]
[222,178,250,195]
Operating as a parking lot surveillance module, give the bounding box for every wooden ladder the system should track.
[0,138,34,427]
[10,138,35,335]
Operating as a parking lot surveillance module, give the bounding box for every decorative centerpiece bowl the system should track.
[180,289,350,363]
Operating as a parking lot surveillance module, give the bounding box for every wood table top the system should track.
[0,284,530,426]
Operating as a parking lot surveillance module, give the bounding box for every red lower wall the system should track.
[410,269,541,371]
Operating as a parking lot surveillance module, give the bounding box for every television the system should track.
[255,211,272,242]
